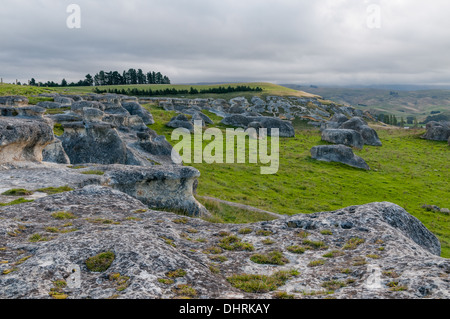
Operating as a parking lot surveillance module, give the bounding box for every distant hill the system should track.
[282,84,450,122]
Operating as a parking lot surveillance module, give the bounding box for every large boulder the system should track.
[0,192,448,299]
[60,122,137,165]
[311,145,370,170]
[71,101,106,114]
[221,114,252,128]
[322,129,364,150]
[166,114,195,133]
[339,117,382,146]
[122,102,155,125]
[54,96,74,106]
[42,139,71,164]
[422,121,450,141]
[36,101,65,109]
[0,96,28,106]
[256,117,295,137]
[221,115,295,137]
[0,117,54,164]
[104,165,209,217]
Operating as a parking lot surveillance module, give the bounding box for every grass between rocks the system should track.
[145,104,450,258]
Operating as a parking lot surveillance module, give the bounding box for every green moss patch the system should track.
[85,252,115,272]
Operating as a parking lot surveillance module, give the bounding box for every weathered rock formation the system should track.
[0,192,448,299]
[339,117,382,147]
[321,129,364,150]
[221,115,295,137]
[0,96,29,106]
[0,117,54,164]
[422,121,450,142]
[311,145,370,170]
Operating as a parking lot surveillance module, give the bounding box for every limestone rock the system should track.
[0,117,54,164]
[60,122,132,165]
[0,96,28,106]
[104,165,208,217]
[122,102,155,125]
[42,139,70,164]
[36,101,65,109]
[339,117,382,146]
[422,121,450,142]
[166,114,195,133]
[311,145,370,170]
[0,194,448,299]
[322,129,364,150]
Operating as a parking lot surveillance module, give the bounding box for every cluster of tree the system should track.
[93,69,170,86]
[27,68,170,88]
[28,75,94,88]
[93,85,262,97]
[423,113,449,124]
[377,113,418,127]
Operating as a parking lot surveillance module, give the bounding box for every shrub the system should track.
[85,252,115,272]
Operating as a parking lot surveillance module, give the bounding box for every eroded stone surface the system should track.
[0,191,448,300]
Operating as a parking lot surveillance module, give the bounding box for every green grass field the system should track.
[53,82,319,100]
[1,82,449,257]
[145,103,450,258]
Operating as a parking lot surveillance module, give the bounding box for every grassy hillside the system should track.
[145,103,450,258]
[52,82,320,100]
[284,86,450,122]
[0,83,55,97]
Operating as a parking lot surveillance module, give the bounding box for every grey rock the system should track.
[54,96,74,106]
[47,114,83,124]
[339,117,382,146]
[0,117,54,164]
[122,102,155,125]
[166,114,195,133]
[82,108,105,123]
[42,139,71,164]
[256,117,295,137]
[60,122,132,165]
[322,129,364,150]
[221,114,253,128]
[71,101,106,114]
[221,115,295,137]
[422,121,450,142]
[104,165,208,217]
[0,195,448,299]
[311,145,370,170]
[0,96,28,106]
[36,101,64,109]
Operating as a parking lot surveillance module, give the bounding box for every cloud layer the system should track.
[1,0,450,85]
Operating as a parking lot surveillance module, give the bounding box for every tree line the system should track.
[377,113,419,127]
[93,85,262,96]
[27,68,170,88]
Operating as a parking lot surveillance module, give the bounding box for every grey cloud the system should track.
[1,0,450,85]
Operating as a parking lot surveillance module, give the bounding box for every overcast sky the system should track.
[1,0,450,86]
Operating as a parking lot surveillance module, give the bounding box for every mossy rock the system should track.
[85,252,115,272]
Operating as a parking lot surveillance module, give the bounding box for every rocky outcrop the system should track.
[166,114,195,133]
[221,115,295,137]
[339,117,382,147]
[104,165,208,217]
[42,139,70,164]
[422,121,450,142]
[0,117,54,164]
[0,96,28,106]
[311,145,370,170]
[60,122,151,166]
[322,129,364,150]
[122,102,154,125]
[0,193,448,299]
